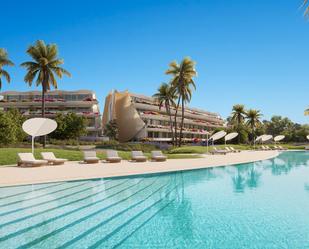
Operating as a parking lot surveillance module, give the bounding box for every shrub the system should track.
[96,141,158,152]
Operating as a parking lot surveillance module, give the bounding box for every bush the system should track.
[50,113,87,140]
[0,109,26,145]
[96,141,158,152]
[49,139,96,146]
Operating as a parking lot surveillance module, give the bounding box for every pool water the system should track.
[0,151,309,248]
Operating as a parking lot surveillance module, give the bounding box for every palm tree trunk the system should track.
[174,96,181,146]
[41,84,46,148]
[166,103,174,144]
[179,97,185,147]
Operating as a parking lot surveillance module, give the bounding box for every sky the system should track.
[1,0,308,124]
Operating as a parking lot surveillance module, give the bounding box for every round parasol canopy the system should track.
[261,134,273,142]
[22,118,57,154]
[255,135,264,142]
[224,132,238,142]
[23,118,57,137]
[210,130,227,142]
[274,135,285,142]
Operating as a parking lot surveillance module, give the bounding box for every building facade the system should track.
[102,90,225,142]
[0,90,102,139]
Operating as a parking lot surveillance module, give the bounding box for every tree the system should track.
[0,48,14,90]
[231,104,247,143]
[303,0,309,17]
[305,108,309,116]
[166,57,197,146]
[6,109,27,142]
[153,83,177,143]
[20,40,71,147]
[103,119,118,140]
[0,112,16,145]
[0,109,26,145]
[246,109,262,143]
[51,113,87,140]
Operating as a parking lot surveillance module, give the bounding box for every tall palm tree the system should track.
[0,48,14,90]
[231,104,246,144]
[246,109,262,143]
[21,40,71,147]
[166,57,197,146]
[153,83,177,143]
[305,108,309,115]
[302,0,309,16]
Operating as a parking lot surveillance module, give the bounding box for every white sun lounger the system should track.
[211,147,227,155]
[229,147,240,153]
[106,150,122,163]
[131,151,147,162]
[41,152,68,165]
[18,153,48,167]
[83,151,100,164]
[151,151,167,161]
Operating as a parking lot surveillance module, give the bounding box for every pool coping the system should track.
[0,150,283,187]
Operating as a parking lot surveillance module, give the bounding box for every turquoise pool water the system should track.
[0,151,309,248]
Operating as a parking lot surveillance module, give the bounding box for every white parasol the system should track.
[224,132,238,145]
[210,130,227,142]
[274,135,285,142]
[261,134,273,142]
[22,118,57,154]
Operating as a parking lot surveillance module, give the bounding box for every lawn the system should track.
[0,148,201,166]
[167,143,306,154]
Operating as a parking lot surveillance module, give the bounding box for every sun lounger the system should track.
[225,147,233,153]
[278,145,287,150]
[229,146,240,153]
[131,151,147,162]
[17,153,48,167]
[83,151,100,164]
[261,146,268,150]
[41,152,68,165]
[265,146,273,150]
[151,151,167,161]
[106,150,121,163]
[211,147,227,155]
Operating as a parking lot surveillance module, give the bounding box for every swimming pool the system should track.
[0,151,308,248]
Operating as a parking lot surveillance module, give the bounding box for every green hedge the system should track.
[96,141,158,153]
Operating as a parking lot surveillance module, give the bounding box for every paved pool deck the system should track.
[0,150,279,187]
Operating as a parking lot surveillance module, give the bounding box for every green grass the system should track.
[168,144,254,154]
[0,148,201,166]
[168,144,306,154]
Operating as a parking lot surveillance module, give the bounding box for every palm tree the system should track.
[231,104,246,143]
[302,0,309,16]
[21,40,71,147]
[246,109,262,143]
[305,108,309,116]
[0,48,14,90]
[153,83,177,143]
[166,57,197,146]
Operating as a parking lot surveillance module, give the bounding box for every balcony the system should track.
[0,99,98,108]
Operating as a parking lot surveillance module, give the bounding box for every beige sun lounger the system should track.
[83,151,100,164]
[17,153,48,167]
[261,146,268,151]
[106,150,121,163]
[265,146,273,150]
[151,151,167,161]
[131,151,147,162]
[278,145,287,150]
[211,147,227,155]
[229,146,240,153]
[225,147,233,153]
[41,152,68,165]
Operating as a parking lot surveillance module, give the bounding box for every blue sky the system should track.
[1,0,308,124]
